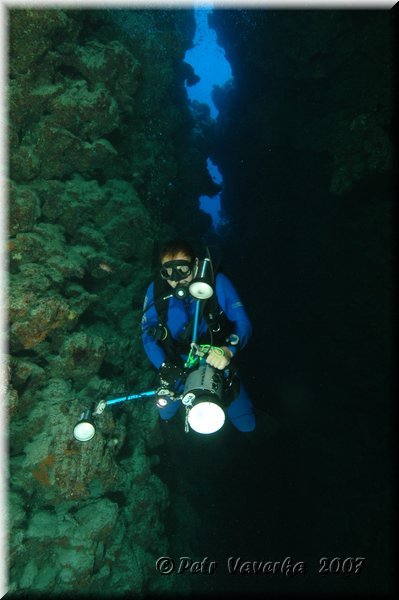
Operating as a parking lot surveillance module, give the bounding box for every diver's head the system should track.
[159,239,198,289]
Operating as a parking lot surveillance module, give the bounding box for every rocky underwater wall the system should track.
[7,8,214,595]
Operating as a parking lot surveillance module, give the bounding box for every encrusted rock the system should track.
[7,385,19,419]
[9,144,41,182]
[9,492,26,530]
[19,120,117,180]
[9,223,87,279]
[35,176,105,230]
[48,80,121,139]
[9,182,41,235]
[10,356,46,391]
[47,331,106,383]
[9,9,78,75]
[61,39,141,111]
[9,80,64,130]
[10,291,74,351]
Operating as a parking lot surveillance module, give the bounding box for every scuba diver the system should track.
[141,239,256,432]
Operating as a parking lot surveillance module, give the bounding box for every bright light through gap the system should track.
[184,2,233,232]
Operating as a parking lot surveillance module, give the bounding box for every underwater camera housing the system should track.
[72,363,227,441]
[182,363,225,434]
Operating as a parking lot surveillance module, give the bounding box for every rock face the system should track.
[7,8,212,595]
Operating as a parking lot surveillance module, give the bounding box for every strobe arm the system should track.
[105,390,158,406]
[73,389,167,442]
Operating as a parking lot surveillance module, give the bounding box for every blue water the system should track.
[184,6,232,120]
[199,158,229,231]
[184,5,233,231]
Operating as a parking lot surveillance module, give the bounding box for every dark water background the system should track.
[155,336,393,595]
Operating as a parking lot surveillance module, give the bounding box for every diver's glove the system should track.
[205,346,233,370]
[159,361,185,387]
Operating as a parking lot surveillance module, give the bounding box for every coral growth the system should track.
[8,7,210,595]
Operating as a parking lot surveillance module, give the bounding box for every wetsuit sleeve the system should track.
[216,274,253,355]
[141,282,167,369]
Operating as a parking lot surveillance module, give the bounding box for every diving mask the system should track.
[160,259,193,282]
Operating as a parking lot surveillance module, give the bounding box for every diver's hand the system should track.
[206,346,233,370]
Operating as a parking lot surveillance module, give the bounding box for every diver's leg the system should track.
[226,383,256,432]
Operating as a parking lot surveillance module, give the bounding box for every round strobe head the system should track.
[188,280,214,300]
[187,401,225,434]
[73,419,96,442]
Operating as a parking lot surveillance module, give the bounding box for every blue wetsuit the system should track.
[142,273,255,432]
